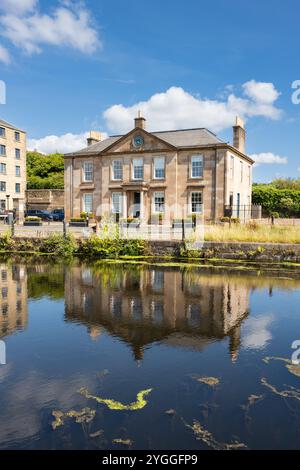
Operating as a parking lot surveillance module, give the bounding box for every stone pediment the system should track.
[102,128,176,154]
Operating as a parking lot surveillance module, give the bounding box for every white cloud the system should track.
[1,0,37,15]
[103,82,282,134]
[243,80,280,104]
[0,2,101,56]
[0,44,10,64]
[28,131,109,154]
[250,152,288,165]
[28,132,89,154]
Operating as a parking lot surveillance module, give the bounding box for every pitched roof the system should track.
[65,127,226,157]
[153,128,224,147]
[0,119,25,133]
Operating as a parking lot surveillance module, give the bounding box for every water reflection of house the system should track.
[65,266,249,361]
[0,264,28,338]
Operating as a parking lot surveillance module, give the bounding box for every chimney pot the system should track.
[233,116,246,153]
[134,112,146,130]
[87,131,102,146]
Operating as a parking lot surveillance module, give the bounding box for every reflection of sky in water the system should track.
[242,314,274,350]
[0,263,300,449]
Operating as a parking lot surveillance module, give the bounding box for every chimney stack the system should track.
[134,110,146,130]
[87,131,102,146]
[233,116,246,154]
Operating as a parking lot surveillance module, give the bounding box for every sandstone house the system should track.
[64,115,253,224]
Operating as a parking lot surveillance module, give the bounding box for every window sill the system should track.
[80,182,95,190]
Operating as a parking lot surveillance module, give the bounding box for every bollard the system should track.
[63,220,67,238]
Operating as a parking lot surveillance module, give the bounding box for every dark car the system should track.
[25,209,53,221]
[51,209,65,221]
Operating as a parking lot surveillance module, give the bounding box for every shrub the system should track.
[0,232,14,250]
[78,235,147,258]
[252,185,300,217]
[25,216,41,222]
[80,212,94,219]
[220,216,230,223]
[70,218,86,223]
[39,234,76,256]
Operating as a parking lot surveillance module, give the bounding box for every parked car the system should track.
[25,209,53,221]
[51,209,65,221]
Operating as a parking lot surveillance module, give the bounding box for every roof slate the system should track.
[65,127,226,157]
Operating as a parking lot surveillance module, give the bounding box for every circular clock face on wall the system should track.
[133,135,144,148]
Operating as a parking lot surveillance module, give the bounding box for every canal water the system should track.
[0,260,300,449]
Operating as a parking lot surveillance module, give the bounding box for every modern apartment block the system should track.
[0,119,26,219]
[64,115,253,223]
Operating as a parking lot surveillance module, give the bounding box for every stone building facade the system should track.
[64,116,253,223]
[26,189,64,211]
[0,119,26,219]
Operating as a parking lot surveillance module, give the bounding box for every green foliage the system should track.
[27,151,64,189]
[70,218,86,223]
[78,235,147,258]
[25,216,41,221]
[39,234,77,256]
[271,178,300,191]
[252,185,300,216]
[0,232,14,250]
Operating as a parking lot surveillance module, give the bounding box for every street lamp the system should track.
[6,194,10,211]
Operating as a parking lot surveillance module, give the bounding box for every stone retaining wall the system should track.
[148,240,300,262]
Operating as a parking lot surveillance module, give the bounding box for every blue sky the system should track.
[0,0,300,182]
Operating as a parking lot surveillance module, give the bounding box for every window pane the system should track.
[83,194,93,213]
[112,192,122,214]
[15,149,20,159]
[15,166,20,177]
[0,163,6,174]
[191,192,202,213]
[84,162,93,181]
[15,132,20,141]
[113,160,122,180]
[0,128,5,137]
[154,192,165,212]
[15,183,20,193]
[133,159,143,179]
[191,155,203,178]
[0,145,6,156]
[154,157,165,178]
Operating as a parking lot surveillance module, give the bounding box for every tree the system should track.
[26,151,64,189]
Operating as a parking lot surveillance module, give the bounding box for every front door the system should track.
[133,192,140,218]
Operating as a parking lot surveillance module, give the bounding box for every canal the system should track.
[0,260,300,449]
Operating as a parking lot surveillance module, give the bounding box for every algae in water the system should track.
[261,377,300,401]
[112,438,133,446]
[185,419,247,450]
[52,407,96,430]
[192,375,220,387]
[78,387,153,410]
[263,356,300,377]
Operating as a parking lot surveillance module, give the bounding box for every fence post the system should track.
[63,220,67,239]
[11,220,15,237]
[182,218,185,241]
